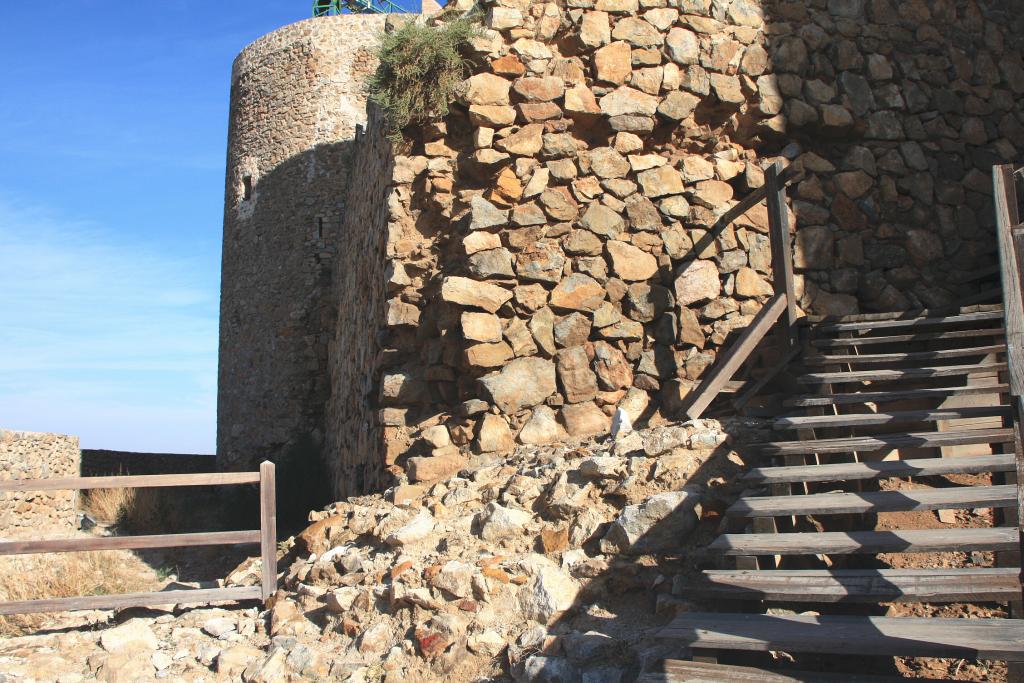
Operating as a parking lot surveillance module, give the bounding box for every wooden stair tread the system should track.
[752,428,1014,455]
[797,363,1007,385]
[785,384,1010,407]
[657,612,1024,660]
[741,454,1017,484]
[639,659,952,682]
[707,527,1018,555]
[773,406,1011,430]
[804,345,1006,366]
[675,568,1022,604]
[812,310,1004,334]
[811,328,1006,348]
[726,484,1016,517]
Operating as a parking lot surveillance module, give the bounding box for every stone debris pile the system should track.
[0,420,757,683]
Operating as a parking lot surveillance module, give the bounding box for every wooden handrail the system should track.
[684,160,800,419]
[709,163,799,237]
[0,462,277,614]
[994,164,1024,396]
[991,163,1024,605]
[685,293,788,420]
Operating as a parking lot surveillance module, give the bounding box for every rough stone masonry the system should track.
[218,0,1024,502]
[0,430,80,536]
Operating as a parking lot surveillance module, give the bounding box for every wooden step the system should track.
[707,527,1018,555]
[741,454,1017,485]
[804,345,1006,366]
[811,328,1006,349]
[726,484,1016,518]
[785,384,1010,407]
[752,428,1014,456]
[812,310,1004,334]
[639,660,951,682]
[773,406,1012,430]
[657,612,1024,660]
[676,568,1022,603]
[797,362,1007,385]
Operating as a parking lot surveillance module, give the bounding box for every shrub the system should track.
[368,18,480,142]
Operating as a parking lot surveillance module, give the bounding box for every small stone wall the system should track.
[0,430,80,537]
[81,450,216,477]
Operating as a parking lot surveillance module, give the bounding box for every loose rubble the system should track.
[0,420,764,682]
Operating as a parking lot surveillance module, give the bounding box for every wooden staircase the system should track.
[653,305,1024,680]
[647,165,1024,681]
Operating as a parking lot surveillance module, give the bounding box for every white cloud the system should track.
[0,197,218,453]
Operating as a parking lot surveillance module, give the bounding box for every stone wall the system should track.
[0,430,79,536]
[219,0,1024,501]
[322,107,396,500]
[217,14,387,499]
[367,0,1024,484]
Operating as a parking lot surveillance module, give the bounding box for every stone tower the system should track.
[217,15,386,497]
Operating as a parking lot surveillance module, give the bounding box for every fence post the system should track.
[259,461,277,602]
[766,161,798,349]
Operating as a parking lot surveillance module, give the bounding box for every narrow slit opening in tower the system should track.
[242,176,253,201]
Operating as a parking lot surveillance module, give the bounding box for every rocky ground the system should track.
[0,418,756,683]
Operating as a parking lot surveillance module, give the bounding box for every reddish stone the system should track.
[492,54,526,76]
[415,627,453,659]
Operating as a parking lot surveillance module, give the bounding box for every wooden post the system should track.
[259,461,278,602]
[767,162,798,348]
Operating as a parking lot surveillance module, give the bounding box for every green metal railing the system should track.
[313,0,407,15]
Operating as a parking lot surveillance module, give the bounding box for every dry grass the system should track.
[79,487,183,533]
[0,550,158,635]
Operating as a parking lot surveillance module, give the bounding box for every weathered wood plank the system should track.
[0,586,263,616]
[752,428,1014,456]
[685,293,788,420]
[767,162,798,343]
[804,345,1007,366]
[812,310,1004,334]
[260,461,278,602]
[639,659,950,682]
[676,568,1022,604]
[657,612,1024,660]
[709,163,800,236]
[0,472,261,493]
[994,164,1024,395]
[811,328,1006,348]
[0,530,261,556]
[707,528,1018,555]
[726,485,1017,517]
[797,362,1008,385]
[773,406,1012,430]
[742,454,1017,484]
[784,385,1010,407]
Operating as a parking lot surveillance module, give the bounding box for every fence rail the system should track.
[0,461,276,616]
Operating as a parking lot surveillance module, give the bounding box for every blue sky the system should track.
[0,1,396,453]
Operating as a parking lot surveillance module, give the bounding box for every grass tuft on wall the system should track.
[369,18,479,142]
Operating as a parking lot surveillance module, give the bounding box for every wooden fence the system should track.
[684,161,800,419]
[0,461,276,616]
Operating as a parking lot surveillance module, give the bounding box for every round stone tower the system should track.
[217,15,386,497]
